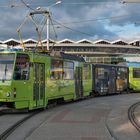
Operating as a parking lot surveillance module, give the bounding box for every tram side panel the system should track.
[123,62,140,92]
[116,66,129,93]
[27,55,77,110]
[12,54,76,110]
[46,58,93,103]
[11,53,89,110]
[12,53,33,110]
[129,66,140,92]
[92,64,128,96]
[47,58,76,103]
[82,63,92,97]
[92,64,112,95]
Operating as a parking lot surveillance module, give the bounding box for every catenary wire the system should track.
[51,14,132,25]
[20,0,35,11]
[0,0,122,8]
[52,19,94,37]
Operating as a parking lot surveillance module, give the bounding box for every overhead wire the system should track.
[20,0,35,11]
[17,15,29,50]
[52,14,132,25]
[19,0,59,51]
[49,15,59,51]
[2,0,139,9]
[16,10,49,52]
[5,0,137,50]
[17,14,132,44]
[52,19,94,37]
[28,14,47,51]
[49,16,58,40]
[0,0,121,8]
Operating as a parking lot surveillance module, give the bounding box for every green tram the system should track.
[127,62,140,91]
[0,51,92,111]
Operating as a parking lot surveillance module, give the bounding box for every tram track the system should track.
[0,110,41,140]
[128,101,140,133]
[105,121,118,140]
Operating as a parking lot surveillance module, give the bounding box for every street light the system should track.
[46,1,62,51]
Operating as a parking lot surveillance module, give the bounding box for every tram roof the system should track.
[127,62,140,67]
[60,52,85,62]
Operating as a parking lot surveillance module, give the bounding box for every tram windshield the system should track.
[13,54,30,80]
[0,54,15,81]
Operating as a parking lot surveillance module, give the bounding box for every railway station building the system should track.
[0,38,140,63]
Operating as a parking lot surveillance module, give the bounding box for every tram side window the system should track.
[117,68,127,79]
[96,68,105,79]
[50,60,74,80]
[14,54,30,80]
[83,64,91,80]
[133,68,140,78]
[51,59,63,80]
[63,61,74,80]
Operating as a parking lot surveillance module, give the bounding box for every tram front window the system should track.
[0,54,15,81]
[13,54,30,80]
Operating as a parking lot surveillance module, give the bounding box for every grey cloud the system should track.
[0,0,139,40]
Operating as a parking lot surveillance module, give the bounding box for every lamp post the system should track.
[46,1,61,51]
[47,1,61,51]
[46,13,50,51]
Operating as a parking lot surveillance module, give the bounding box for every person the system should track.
[21,62,29,80]
[14,66,21,80]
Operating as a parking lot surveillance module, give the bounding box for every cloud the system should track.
[0,0,140,41]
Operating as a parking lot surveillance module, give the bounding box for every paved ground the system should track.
[7,93,140,140]
[135,105,140,125]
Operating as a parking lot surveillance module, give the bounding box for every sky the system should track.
[0,0,140,41]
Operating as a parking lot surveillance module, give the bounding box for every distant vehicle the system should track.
[127,62,140,92]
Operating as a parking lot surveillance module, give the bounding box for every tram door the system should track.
[75,67,83,98]
[33,63,45,107]
[108,68,116,93]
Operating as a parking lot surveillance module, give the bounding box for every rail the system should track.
[128,101,140,132]
[0,110,41,140]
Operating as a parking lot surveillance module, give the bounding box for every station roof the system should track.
[42,39,55,43]
[93,39,111,44]
[3,38,20,46]
[76,39,93,44]
[111,39,128,45]
[23,38,38,44]
[57,39,75,44]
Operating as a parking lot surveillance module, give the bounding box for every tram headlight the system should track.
[6,92,11,97]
